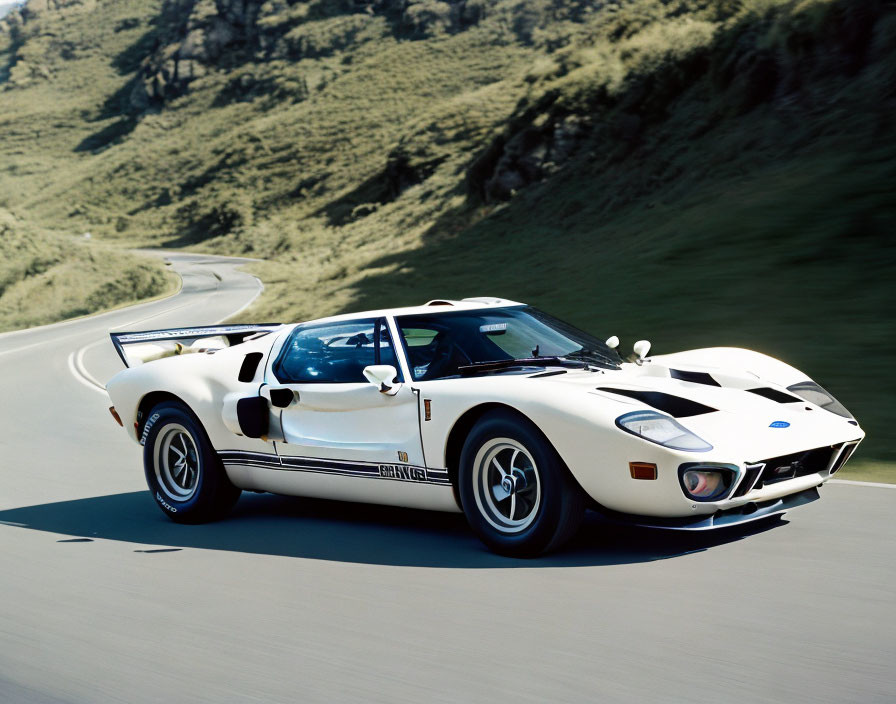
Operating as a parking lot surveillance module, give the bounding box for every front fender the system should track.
[650,347,811,388]
[417,376,668,511]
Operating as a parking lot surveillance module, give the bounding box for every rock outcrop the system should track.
[128,0,485,111]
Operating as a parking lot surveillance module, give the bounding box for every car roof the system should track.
[293,297,524,327]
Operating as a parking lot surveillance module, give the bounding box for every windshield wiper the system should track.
[457,357,590,376]
[563,346,620,366]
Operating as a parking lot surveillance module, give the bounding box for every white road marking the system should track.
[67,351,105,394]
[0,328,97,358]
[114,298,198,330]
[67,340,108,394]
[221,276,264,321]
[829,479,896,489]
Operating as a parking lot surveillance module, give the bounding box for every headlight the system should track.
[616,410,712,452]
[787,381,853,419]
[678,463,736,501]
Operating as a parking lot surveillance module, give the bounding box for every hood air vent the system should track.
[669,369,721,387]
[528,370,568,378]
[747,387,802,404]
[597,388,717,418]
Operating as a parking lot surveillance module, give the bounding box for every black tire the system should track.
[142,401,241,524]
[458,409,585,557]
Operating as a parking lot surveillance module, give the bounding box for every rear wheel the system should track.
[458,410,585,557]
[142,402,240,523]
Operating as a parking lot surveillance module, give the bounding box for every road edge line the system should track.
[67,349,107,395]
[829,479,896,489]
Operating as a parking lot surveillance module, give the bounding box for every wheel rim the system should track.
[154,424,200,501]
[472,437,541,534]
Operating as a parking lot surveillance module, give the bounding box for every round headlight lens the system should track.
[616,410,713,452]
[680,467,733,500]
[684,470,722,497]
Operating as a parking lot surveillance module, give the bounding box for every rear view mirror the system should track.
[633,339,651,365]
[363,365,400,395]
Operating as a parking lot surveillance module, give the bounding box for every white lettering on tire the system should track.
[140,412,161,446]
[156,491,178,513]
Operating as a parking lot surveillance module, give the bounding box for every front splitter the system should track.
[597,486,821,531]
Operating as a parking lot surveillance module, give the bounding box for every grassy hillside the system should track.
[0,208,175,331]
[0,0,893,463]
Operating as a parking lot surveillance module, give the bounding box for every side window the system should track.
[275,319,397,383]
[399,326,443,381]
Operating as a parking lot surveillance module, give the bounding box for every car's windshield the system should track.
[395,305,622,381]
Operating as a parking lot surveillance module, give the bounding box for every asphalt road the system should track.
[0,252,894,703]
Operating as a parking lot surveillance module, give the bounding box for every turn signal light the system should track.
[629,462,657,480]
[109,406,123,427]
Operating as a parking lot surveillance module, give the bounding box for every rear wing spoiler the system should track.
[110,324,283,368]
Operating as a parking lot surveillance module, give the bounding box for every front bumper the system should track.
[601,486,821,531]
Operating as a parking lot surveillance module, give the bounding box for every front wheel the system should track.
[458,410,585,557]
[142,402,240,523]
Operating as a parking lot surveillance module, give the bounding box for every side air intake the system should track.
[238,352,264,382]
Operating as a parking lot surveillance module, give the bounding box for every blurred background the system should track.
[0,0,893,467]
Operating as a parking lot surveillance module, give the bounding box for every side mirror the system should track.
[605,335,619,350]
[363,365,400,395]
[632,339,651,365]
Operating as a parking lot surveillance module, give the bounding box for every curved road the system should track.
[0,253,894,703]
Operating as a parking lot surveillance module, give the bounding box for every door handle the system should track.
[260,385,298,408]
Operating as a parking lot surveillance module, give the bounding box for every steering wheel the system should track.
[422,337,471,380]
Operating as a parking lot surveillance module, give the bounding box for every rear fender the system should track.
[106,332,283,445]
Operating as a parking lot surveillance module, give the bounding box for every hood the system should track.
[534,347,863,460]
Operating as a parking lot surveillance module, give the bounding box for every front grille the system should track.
[750,445,839,490]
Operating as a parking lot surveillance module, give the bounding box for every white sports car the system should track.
[105,297,863,556]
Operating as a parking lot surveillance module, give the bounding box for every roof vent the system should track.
[425,300,455,307]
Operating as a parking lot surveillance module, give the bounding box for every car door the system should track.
[267,317,425,471]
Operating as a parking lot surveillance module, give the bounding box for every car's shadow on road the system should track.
[0,490,785,568]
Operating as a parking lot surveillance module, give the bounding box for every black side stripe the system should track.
[218,450,451,485]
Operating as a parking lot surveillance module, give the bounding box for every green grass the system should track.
[0,0,893,460]
[0,208,176,332]
[838,461,896,485]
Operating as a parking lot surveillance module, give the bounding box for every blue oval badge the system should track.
[769,421,790,428]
